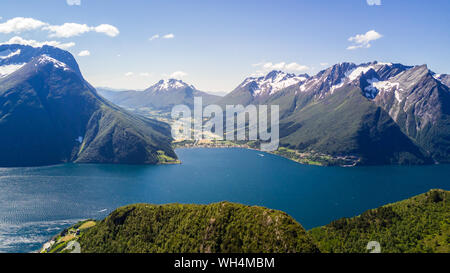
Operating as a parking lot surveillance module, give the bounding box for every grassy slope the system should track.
[78,202,319,253]
[309,189,450,253]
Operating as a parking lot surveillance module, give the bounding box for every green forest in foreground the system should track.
[309,189,449,253]
[42,190,449,253]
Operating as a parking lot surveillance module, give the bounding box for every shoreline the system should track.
[172,142,360,167]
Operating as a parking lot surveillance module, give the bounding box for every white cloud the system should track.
[0,17,47,34]
[320,62,329,66]
[45,23,119,38]
[94,24,119,37]
[0,36,75,49]
[124,72,134,77]
[367,0,381,6]
[170,71,187,78]
[78,50,90,57]
[251,62,264,67]
[285,62,309,71]
[139,72,152,77]
[67,0,81,5]
[263,62,284,70]
[149,34,174,41]
[0,17,119,38]
[347,30,382,50]
[254,61,310,72]
[250,70,265,77]
[163,33,175,39]
[44,23,90,38]
[149,34,159,41]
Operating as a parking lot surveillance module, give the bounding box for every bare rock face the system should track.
[371,65,450,162]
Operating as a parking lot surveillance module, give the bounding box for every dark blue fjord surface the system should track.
[0,148,449,253]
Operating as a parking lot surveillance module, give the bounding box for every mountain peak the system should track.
[432,73,450,88]
[0,44,177,167]
[34,54,71,71]
[0,44,81,77]
[239,70,309,97]
[148,78,195,92]
[265,70,292,79]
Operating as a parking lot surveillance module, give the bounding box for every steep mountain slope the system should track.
[222,62,449,165]
[309,189,450,253]
[0,44,177,167]
[98,79,220,111]
[434,73,450,88]
[371,66,450,163]
[276,63,431,165]
[279,85,430,165]
[69,202,318,253]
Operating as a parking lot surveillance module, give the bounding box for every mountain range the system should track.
[0,44,177,167]
[98,79,221,111]
[217,62,450,165]
[1,43,450,166]
[98,61,450,166]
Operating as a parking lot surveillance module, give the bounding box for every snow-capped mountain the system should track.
[217,70,309,106]
[147,79,196,93]
[0,44,176,167]
[218,61,450,165]
[0,44,82,77]
[239,70,309,97]
[98,78,220,110]
[293,62,412,99]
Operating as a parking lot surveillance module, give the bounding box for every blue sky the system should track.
[1,0,449,93]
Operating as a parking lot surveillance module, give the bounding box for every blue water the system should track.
[0,148,449,253]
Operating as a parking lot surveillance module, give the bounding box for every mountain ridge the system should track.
[41,189,449,253]
[65,202,319,253]
[220,61,450,165]
[0,44,177,167]
[98,78,221,111]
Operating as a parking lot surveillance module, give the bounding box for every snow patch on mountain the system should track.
[36,55,70,71]
[0,63,25,78]
[242,71,308,97]
[372,81,400,92]
[330,82,345,94]
[364,78,402,101]
[152,79,195,92]
[345,62,397,82]
[0,49,21,60]
[346,66,376,81]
